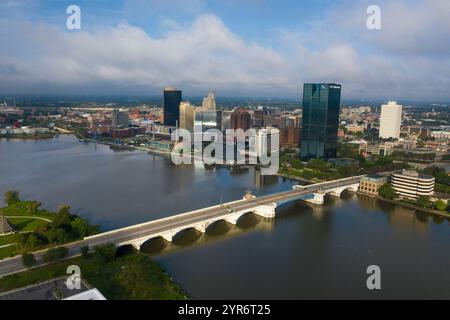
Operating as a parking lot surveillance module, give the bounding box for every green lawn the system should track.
[0,234,21,260]
[0,234,17,247]
[0,202,55,221]
[0,252,188,300]
[0,202,54,260]
[0,245,17,259]
[7,218,49,232]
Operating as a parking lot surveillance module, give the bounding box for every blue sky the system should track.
[3,0,334,42]
[0,0,449,100]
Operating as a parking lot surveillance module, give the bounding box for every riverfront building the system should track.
[359,174,387,196]
[391,170,435,199]
[231,108,251,131]
[111,110,129,127]
[300,83,341,161]
[379,101,403,139]
[164,87,182,127]
[179,102,195,132]
[194,110,223,132]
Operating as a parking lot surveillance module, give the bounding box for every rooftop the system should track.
[64,288,107,300]
[395,170,435,180]
[362,174,387,182]
[0,215,14,235]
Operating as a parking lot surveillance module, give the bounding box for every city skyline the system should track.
[0,0,449,101]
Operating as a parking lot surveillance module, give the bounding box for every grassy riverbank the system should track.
[0,194,98,260]
[357,192,450,219]
[0,201,54,259]
[0,133,55,140]
[1,192,188,300]
[0,250,188,300]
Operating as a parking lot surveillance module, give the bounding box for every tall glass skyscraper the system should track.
[164,87,182,127]
[300,83,341,161]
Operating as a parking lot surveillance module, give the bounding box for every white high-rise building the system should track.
[249,128,279,157]
[379,101,403,139]
[202,91,216,111]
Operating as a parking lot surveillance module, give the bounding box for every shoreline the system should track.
[277,172,315,184]
[357,192,450,219]
[83,138,174,158]
[0,134,56,140]
[0,197,188,300]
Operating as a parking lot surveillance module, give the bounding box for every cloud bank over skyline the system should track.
[0,0,449,101]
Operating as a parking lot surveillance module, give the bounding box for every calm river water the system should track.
[0,135,449,299]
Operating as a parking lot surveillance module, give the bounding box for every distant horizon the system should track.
[1,93,448,107]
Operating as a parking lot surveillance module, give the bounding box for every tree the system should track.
[80,246,90,259]
[434,200,447,211]
[22,253,36,268]
[378,183,397,200]
[52,205,73,229]
[26,233,43,249]
[42,247,68,264]
[290,159,303,170]
[337,164,360,178]
[375,156,393,167]
[4,191,20,206]
[308,159,328,170]
[417,196,431,208]
[55,228,70,243]
[27,201,42,215]
[94,244,117,264]
[44,228,58,243]
[71,217,89,238]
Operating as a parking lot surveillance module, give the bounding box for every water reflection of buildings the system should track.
[358,195,429,234]
[254,168,279,188]
[358,195,379,211]
[388,206,429,234]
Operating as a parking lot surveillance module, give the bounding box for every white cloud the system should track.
[0,1,449,101]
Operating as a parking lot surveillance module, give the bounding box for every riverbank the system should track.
[0,250,188,300]
[277,172,315,184]
[0,133,55,140]
[84,138,173,157]
[0,195,189,300]
[357,192,450,219]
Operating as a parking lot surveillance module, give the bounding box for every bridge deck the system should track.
[0,175,366,278]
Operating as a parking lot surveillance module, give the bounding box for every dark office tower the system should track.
[300,83,341,161]
[163,87,182,127]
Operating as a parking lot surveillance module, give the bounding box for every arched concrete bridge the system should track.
[83,175,363,250]
[0,175,366,278]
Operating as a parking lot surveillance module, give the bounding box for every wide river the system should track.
[0,135,449,299]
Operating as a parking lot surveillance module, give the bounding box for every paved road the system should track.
[0,176,364,278]
[6,216,53,223]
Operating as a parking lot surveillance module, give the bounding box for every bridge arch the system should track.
[327,184,360,198]
[139,236,169,254]
[205,219,231,232]
[171,227,204,243]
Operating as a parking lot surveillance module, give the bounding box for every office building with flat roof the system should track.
[359,174,387,196]
[391,170,435,199]
[300,83,341,161]
[231,108,251,131]
[164,87,182,127]
[379,101,403,139]
[179,102,195,132]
